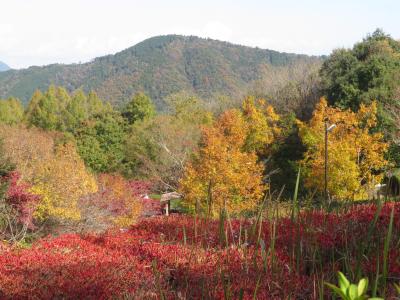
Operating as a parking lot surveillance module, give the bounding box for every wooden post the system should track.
[165,200,169,216]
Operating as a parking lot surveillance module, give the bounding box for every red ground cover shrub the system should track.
[0,234,156,299]
[129,180,162,217]
[0,202,399,299]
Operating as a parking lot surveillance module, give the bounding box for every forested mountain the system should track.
[0,61,10,72]
[0,35,322,108]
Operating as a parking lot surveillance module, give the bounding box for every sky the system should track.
[1,0,399,69]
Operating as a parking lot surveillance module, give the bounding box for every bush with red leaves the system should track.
[0,202,399,299]
[128,180,162,217]
[0,171,39,241]
[78,174,143,232]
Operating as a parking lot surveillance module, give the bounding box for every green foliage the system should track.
[25,86,66,130]
[122,92,155,124]
[25,86,108,132]
[320,29,400,164]
[269,113,306,196]
[0,97,24,125]
[74,110,127,173]
[22,86,128,173]
[124,93,211,188]
[325,272,383,300]
[321,29,400,109]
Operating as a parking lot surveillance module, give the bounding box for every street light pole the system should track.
[324,120,336,205]
[324,119,328,204]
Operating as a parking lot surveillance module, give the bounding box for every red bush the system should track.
[4,172,39,229]
[0,202,399,299]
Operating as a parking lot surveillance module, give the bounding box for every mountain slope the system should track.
[0,61,10,72]
[0,35,322,107]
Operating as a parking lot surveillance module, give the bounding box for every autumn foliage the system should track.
[180,108,266,216]
[0,202,399,299]
[79,174,142,230]
[241,97,281,155]
[0,125,97,221]
[298,98,389,200]
[0,172,39,242]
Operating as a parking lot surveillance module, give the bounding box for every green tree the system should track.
[64,90,89,130]
[320,29,400,165]
[0,97,24,125]
[268,113,306,196]
[25,86,71,131]
[122,92,155,125]
[75,110,127,173]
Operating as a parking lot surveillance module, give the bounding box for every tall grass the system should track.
[173,169,398,299]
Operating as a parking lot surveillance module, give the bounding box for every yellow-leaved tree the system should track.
[179,109,265,216]
[0,125,97,221]
[242,97,281,155]
[31,143,98,221]
[298,98,389,200]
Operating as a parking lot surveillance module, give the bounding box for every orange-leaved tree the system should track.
[298,98,389,200]
[179,109,265,216]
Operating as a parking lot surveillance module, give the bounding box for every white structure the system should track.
[160,192,181,216]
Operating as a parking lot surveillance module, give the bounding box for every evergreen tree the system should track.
[320,29,400,156]
[74,110,127,173]
[122,92,155,125]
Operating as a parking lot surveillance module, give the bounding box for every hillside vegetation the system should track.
[0,35,321,108]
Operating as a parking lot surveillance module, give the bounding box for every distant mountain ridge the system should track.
[0,61,10,72]
[0,35,322,107]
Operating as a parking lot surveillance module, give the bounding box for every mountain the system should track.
[0,61,10,72]
[0,35,322,108]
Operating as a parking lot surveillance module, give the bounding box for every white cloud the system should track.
[0,0,399,68]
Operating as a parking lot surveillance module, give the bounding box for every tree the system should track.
[124,93,212,190]
[64,90,89,130]
[24,86,71,131]
[241,97,281,155]
[320,29,400,164]
[31,143,98,221]
[0,125,97,222]
[0,139,39,242]
[248,60,322,120]
[23,86,130,174]
[0,97,24,125]
[125,115,202,190]
[122,92,155,125]
[25,87,109,132]
[1,172,39,242]
[268,113,307,196]
[74,110,127,173]
[298,98,389,200]
[179,109,265,216]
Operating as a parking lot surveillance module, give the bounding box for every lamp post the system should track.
[324,119,336,204]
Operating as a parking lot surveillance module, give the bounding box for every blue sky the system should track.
[1,0,399,68]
